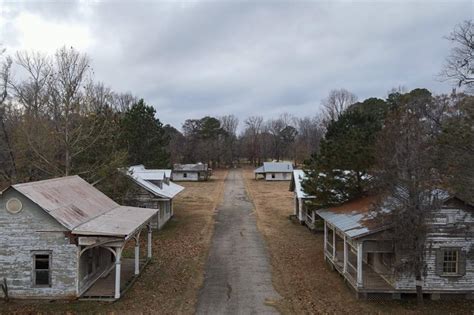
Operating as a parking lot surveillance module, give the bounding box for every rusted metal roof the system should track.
[13,176,119,230]
[12,175,158,238]
[72,206,157,239]
[316,196,386,239]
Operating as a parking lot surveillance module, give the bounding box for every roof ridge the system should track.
[13,175,81,188]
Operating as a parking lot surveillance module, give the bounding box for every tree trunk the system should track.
[415,274,424,306]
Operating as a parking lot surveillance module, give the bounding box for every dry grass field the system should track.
[242,168,474,315]
[1,170,227,315]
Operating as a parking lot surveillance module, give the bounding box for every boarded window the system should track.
[33,252,51,287]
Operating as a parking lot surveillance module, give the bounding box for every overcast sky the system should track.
[1,1,472,129]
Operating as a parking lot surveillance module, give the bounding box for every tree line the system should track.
[302,20,473,304]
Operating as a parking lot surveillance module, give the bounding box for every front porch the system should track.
[81,258,149,300]
[324,221,396,295]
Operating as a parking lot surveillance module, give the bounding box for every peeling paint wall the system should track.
[124,185,171,230]
[0,188,78,299]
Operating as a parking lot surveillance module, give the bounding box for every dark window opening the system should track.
[33,253,51,286]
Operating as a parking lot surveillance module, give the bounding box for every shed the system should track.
[0,176,157,301]
[123,165,185,229]
[172,163,210,181]
[254,161,293,181]
[316,195,474,300]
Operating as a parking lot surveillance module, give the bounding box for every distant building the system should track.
[172,163,210,181]
[254,161,293,181]
[0,176,157,300]
[316,194,473,300]
[289,170,322,231]
[123,165,184,229]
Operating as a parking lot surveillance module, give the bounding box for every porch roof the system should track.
[316,196,388,239]
[72,206,157,239]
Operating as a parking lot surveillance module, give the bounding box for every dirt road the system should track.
[196,169,280,314]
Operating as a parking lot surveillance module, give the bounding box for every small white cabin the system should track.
[124,165,185,230]
[0,176,157,301]
[172,163,210,181]
[254,162,293,181]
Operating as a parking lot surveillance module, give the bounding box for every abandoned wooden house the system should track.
[316,194,473,300]
[124,165,185,229]
[289,170,322,231]
[0,176,157,301]
[254,161,293,181]
[172,163,210,181]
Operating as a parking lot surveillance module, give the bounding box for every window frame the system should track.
[32,251,52,288]
[442,249,459,276]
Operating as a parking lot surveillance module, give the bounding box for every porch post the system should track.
[115,247,122,299]
[323,221,327,253]
[299,198,303,221]
[147,224,152,259]
[343,235,348,274]
[357,242,363,287]
[332,227,336,259]
[134,239,140,275]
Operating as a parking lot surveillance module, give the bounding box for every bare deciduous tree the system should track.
[321,88,357,123]
[441,20,474,93]
[375,90,440,305]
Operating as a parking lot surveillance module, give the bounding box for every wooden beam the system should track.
[324,221,327,253]
[115,247,122,299]
[343,235,348,274]
[332,227,336,259]
[357,242,363,288]
[147,224,152,259]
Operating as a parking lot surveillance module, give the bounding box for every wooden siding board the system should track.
[0,189,78,298]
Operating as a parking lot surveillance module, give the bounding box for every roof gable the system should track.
[126,166,184,199]
[13,176,119,230]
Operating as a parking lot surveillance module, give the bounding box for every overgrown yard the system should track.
[243,168,474,315]
[1,170,227,314]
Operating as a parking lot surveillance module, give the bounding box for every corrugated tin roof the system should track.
[126,166,184,199]
[12,175,158,238]
[173,163,208,172]
[254,161,293,173]
[72,206,157,239]
[13,176,119,230]
[316,196,386,239]
[290,170,315,199]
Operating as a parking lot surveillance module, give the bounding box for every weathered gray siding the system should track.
[124,184,172,230]
[0,189,78,299]
[395,204,474,292]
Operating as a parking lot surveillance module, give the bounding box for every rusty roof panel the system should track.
[13,176,119,230]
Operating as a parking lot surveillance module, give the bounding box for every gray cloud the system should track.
[1,1,472,130]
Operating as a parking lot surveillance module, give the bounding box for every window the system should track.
[33,252,51,287]
[271,173,276,179]
[443,250,459,275]
[183,173,187,178]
